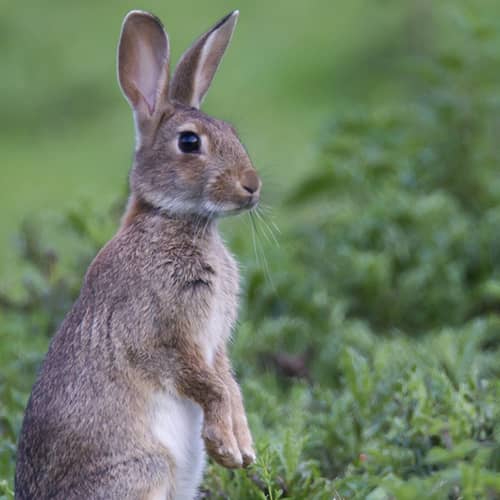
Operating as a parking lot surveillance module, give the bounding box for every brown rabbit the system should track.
[15,9,259,500]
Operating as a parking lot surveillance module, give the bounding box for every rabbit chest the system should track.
[149,237,240,497]
[197,244,239,366]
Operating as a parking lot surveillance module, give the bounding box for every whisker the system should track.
[249,211,276,292]
[258,206,282,235]
[256,203,276,216]
[192,213,204,245]
[193,211,208,245]
[248,212,261,268]
[251,209,271,245]
[254,208,280,247]
[192,201,220,245]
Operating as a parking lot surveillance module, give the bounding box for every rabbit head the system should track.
[118,10,261,217]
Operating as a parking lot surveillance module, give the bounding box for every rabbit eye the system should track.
[178,131,201,153]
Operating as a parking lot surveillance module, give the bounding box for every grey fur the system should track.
[15,10,259,500]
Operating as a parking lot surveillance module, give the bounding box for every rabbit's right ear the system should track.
[118,11,171,125]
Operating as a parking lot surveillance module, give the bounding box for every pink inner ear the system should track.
[134,38,163,114]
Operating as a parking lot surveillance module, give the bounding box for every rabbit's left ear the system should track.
[169,11,238,109]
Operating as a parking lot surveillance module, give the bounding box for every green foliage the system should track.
[2,2,500,499]
[287,7,500,334]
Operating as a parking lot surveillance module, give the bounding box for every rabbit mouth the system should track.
[234,192,260,213]
[204,195,259,217]
[245,195,260,210]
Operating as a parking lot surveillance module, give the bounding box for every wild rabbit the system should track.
[15,9,259,500]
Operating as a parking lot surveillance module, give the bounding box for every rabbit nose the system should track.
[240,169,260,194]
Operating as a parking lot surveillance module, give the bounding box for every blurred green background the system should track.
[1,0,421,279]
[2,1,500,498]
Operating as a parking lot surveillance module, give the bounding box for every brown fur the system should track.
[16,9,258,500]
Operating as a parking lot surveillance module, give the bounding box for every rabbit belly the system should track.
[151,391,205,500]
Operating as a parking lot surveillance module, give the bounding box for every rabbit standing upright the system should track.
[15,9,259,500]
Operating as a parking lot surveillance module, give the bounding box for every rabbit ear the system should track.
[117,11,170,119]
[169,11,238,108]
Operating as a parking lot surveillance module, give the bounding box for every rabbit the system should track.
[15,9,260,500]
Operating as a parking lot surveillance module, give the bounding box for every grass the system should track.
[2,1,500,499]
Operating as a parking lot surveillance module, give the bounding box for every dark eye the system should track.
[178,131,201,153]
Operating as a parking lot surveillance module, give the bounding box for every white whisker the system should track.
[249,211,276,292]
[251,209,271,244]
[254,208,280,247]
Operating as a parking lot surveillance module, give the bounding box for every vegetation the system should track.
[2,1,500,499]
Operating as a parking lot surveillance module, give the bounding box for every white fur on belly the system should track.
[151,391,205,500]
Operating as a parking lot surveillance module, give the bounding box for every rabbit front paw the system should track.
[203,421,243,468]
[233,418,255,467]
[240,444,256,467]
